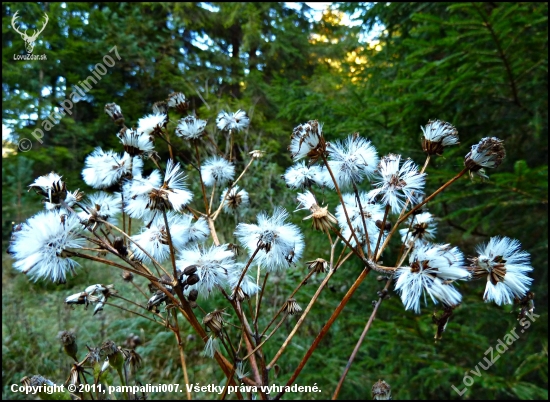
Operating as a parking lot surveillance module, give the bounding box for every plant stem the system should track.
[267,267,336,369]
[273,261,375,400]
[213,157,255,220]
[373,205,391,260]
[194,142,210,213]
[260,270,315,338]
[172,310,192,400]
[321,154,364,258]
[375,167,468,261]
[254,272,269,328]
[352,181,371,257]
[235,247,261,291]
[332,234,416,398]
[162,208,179,280]
[244,313,288,360]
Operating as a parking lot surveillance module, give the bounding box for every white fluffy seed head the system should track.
[335,192,384,253]
[368,154,426,214]
[394,243,468,313]
[326,135,379,188]
[235,207,305,272]
[175,115,207,140]
[470,236,533,306]
[283,161,328,189]
[289,120,324,162]
[10,211,84,283]
[82,148,143,189]
[79,192,122,227]
[177,244,239,296]
[201,157,235,187]
[421,119,459,155]
[220,186,249,212]
[137,113,166,136]
[216,110,250,132]
[399,212,437,248]
[464,137,506,179]
[117,128,154,156]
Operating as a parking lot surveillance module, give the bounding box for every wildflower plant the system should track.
[9,94,537,400]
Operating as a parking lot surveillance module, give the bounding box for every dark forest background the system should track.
[2,2,548,400]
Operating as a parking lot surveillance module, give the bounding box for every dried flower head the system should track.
[101,340,125,371]
[152,101,168,115]
[296,191,337,233]
[122,270,134,282]
[220,186,249,212]
[432,305,455,340]
[203,309,229,334]
[147,290,169,311]
[464,137,506,179]
[117,127,154,156]
[282,298,303,315]
[137,113,167,137]
[306,258,329,274]
[167,92,189,112]
[175,115,207,140]
[23,375,55,388]
[58,330,78,361]
[421,119,459,155]
[104,103,124,125]
[29,172,67,206]
[372,380,392,400]
[216,109,250,132]
[249,150,265,159]
[468,237,533,305]
[65,291,90,308]
[289,120,326,164]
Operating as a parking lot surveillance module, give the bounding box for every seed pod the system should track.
[183,265,198,276]
[188,289,199,302]
[104,103,124,125]
[186,274,200,286]
[122,270,134,282]
[58,330,78,361]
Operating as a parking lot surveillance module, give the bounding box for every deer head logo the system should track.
[11,11,49,54]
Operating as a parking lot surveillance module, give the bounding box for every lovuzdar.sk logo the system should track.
[12,10,49,61]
